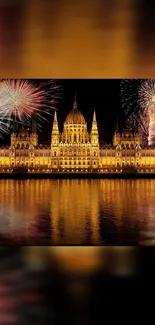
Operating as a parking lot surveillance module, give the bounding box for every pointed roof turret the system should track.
[52,109,59,133]
[93,110,96,122]
[91,109,98,134]
[54,110,58,122]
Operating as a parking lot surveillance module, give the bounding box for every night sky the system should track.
[2,79,123,146]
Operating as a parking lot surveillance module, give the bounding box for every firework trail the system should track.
[0,119,11,139]
[34,79,62,130]
[0,121,9,139]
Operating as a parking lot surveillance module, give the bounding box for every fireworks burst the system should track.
[120,79,150,145]
[139,80,155,145]
[0,80,45,121]
[139,79,155,116]
[0,79,62,136]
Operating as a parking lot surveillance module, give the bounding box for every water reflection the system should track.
[0,179,155,245]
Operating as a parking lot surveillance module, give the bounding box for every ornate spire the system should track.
[52,110,59,133]
[73,93,78,111]
[54,110,58,122]
[91,110,98,133]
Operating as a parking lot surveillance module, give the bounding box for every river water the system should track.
[0,179,154,245]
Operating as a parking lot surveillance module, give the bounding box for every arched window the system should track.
[74,135,76,142]
[94,151,97,157]
[54,151,57,157]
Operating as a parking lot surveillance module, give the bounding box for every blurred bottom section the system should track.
[0,246,154,324]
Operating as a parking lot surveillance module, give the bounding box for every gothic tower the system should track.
[30,119,38,147]
[51,111,59,147]
[91,111,99,146]
[113,119,120,146]
[11,120,18,147]
[91,110,100,168]
[51,111,59,168]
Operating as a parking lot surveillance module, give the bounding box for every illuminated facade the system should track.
[1,96,155,173]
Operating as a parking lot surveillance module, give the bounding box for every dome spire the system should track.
[73,92,78,111]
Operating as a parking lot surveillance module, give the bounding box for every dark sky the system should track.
[1,79,123,146]
[42,79,122,144]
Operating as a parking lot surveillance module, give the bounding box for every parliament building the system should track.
[0,96,155,174]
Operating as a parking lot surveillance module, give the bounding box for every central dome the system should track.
[65,95,86,125]
[65,109,86,125]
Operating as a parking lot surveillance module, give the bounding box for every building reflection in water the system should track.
[0,179,155,244]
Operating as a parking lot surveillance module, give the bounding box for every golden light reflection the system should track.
[0,179,154,245]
